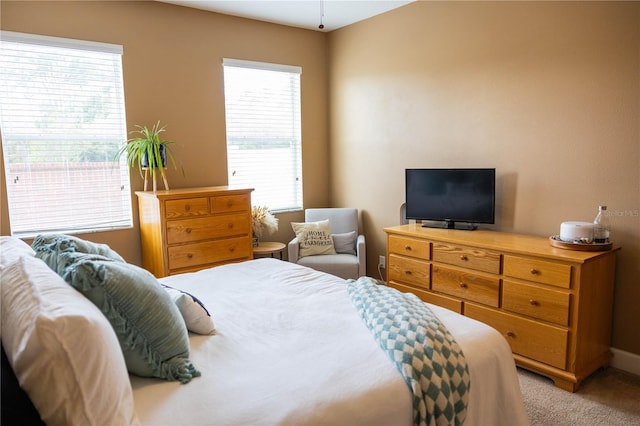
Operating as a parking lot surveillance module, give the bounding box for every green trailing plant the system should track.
[115,121,183,190]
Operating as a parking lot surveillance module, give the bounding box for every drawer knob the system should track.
[228,223,234,229]
[404,245,412,251]
[186,228,192,234]
[460,255,468,261]
[529,299,539,306]
[187,253,193,258]
[459,282,467,288]
[506,331,516,338]
[404,270,413,276]
[185,205,191,211]
[530,268,539,275]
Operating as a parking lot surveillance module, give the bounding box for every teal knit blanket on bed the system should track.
[346,277,470,426]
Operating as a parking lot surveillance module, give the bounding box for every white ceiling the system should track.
[157,0,414,32]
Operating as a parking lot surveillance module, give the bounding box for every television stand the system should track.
[421,220,478,230]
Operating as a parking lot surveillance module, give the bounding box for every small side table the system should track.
[253,241,286,260]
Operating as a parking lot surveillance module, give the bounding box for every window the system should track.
[0,31,131,237]
[223,58,302,212]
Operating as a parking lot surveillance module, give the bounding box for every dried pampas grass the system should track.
[251,206,278,237]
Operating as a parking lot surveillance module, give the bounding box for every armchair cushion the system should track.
[297,253,359,280]
[291,219,336,258]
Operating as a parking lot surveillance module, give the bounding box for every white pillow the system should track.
[0,236,35,268]
[0,256,138,426]
[162,285,216,335]
[291,219,336,258]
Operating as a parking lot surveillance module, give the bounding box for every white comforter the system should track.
[131,259,528,425]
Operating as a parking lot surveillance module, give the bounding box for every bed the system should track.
[0,235,528,426]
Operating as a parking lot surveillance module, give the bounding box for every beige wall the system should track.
[0,0,329,262]
[329,1,640,355]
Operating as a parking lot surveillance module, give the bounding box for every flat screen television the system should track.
[405,168,496,230]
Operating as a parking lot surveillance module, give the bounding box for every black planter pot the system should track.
[141,145,167,169]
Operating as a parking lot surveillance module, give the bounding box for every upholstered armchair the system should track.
[288,208,366,279]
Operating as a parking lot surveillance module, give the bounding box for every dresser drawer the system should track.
[166,213,251,245]
[432,242,501,274]
[465,303,568,369]
[391,281,463,314]
[388,235,430,260]
[167,236,252,270]
[503,255,571,289]
[502,280,571,326]
[164,197,209,219]
[211,194,250,213]
[388,254,430,289]
[432,265,500,307]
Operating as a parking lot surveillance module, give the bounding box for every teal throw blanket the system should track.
[346,277,470,426]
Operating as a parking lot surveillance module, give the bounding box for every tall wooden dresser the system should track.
[136,186,253,278]
[384,224,620,392]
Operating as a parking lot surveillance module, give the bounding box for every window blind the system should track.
[0,31,132,237]
[223,58,303,212]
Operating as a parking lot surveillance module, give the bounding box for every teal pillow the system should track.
[59,251,200,384]
[32,234,125,262]
[34,241,113,277]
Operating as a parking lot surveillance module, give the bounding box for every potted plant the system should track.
[116,120,182,191]
[251,206,278,246]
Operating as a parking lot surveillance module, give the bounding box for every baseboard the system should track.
[610,347,640,376]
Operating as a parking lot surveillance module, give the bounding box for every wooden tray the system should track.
[549,235,612,251]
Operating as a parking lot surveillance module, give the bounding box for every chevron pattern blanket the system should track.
[346,277,470,426]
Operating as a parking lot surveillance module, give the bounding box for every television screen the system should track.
[405,168,495,229]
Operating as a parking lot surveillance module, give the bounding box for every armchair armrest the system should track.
[288,237,300,263]
[356,234,366,277]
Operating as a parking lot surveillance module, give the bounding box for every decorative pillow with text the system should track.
[291,219,336,258]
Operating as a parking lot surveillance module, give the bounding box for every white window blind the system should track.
[0,31,132,237]
[223,58,303,212]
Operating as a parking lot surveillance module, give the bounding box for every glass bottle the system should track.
[593,205,610,243]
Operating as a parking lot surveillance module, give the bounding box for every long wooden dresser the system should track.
[384,224,620,392]
[136,186,253,278]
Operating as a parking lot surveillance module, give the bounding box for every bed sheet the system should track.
[130,259,528,425]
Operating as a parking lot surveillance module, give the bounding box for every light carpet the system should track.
[518,367,640,425]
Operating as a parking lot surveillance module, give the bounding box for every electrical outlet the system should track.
[378,255,386,269]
